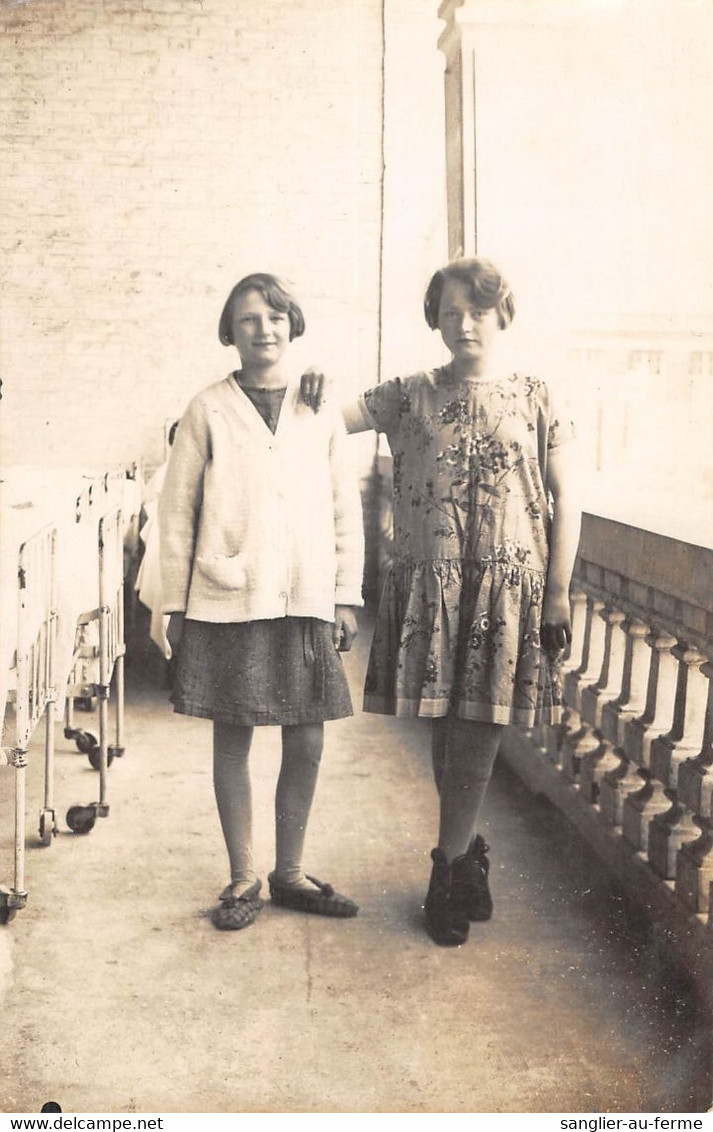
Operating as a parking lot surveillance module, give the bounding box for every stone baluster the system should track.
[601,756,654,829]
[579,608,627,804]
[645,647,704,879]
[648,793,700,881]
[650,646,708,789]
[674,662,713,915]
[622,774,672,854]
[624,632,678,770]
[601,618,650,747]
[562,588,588,681]
[599,619,652,827]
[622,632,678,851]
[678,661,713,820]
[561,598,606,782]
[564,597,606,715]
[581,608,627,732]
[675,820,713,916]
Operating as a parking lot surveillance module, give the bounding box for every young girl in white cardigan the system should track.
[159,273,364,931]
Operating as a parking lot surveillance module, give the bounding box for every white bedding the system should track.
[0,465,141,738]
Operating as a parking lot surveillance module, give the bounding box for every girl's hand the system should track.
[300,368,326,412]
[167,611,185,654]
[333,606,358,651]
[541,590,572,657]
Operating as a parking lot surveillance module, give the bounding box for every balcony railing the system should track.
[500,511,713,1003]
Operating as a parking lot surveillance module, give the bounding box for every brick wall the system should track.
[0,0,383,470]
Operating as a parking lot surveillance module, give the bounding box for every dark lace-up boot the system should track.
[451,835,493,921]
[424,848,469,946]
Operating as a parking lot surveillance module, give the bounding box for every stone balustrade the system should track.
[546,517,713,915]
[498,512,713,1002]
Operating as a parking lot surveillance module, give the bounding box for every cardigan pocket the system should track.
[195,553,249,591]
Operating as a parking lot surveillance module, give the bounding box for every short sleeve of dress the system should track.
[359,377,405,436]
[542,381,576,451]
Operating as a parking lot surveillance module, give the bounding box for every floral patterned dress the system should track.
[360,368,574,727]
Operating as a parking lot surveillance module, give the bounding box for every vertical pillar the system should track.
[678,661,713,818]
[438,0,479,256]
[675,660,713,914]
[437,0,579,260]
[624,632,678,769]
[650,646,708,788]
[581,608,627,731]
[622,632,678,851]
[601,618,650,747]
[599,618,651,827]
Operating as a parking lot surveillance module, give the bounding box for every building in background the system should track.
[439,0,713,548]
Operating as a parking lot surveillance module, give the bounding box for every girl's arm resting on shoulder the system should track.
[342,398,374,435]
[542,443,583,654]
[298,368,376,435]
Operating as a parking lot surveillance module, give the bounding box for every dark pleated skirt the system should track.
[170,617,353,726]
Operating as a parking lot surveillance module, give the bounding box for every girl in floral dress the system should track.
[304,257,581,945]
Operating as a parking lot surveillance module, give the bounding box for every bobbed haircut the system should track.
[424,257,515,331]
[218,273,306,345]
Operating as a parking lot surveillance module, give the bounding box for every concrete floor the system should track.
[0,613,710,1114]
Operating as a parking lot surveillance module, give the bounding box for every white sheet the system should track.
[0,466,141,739]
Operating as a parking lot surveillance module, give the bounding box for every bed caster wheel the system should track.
[109,745,125,760]
[0,890,21,925]
[66,805,96,835]
[88,746,114,771]
[74,730,98,755]
[39,811,56,847]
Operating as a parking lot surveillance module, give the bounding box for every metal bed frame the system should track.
[0,524,57,923]
[65,508,126,836]
[63,473,132,769]
[1,483,132,922]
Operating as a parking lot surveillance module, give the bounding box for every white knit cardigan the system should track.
[158,375,364,623]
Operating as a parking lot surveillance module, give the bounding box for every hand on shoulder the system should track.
[300,367,327,413]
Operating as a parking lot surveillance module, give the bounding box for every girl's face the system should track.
[437,279,500,372]
[228,288,291,368]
